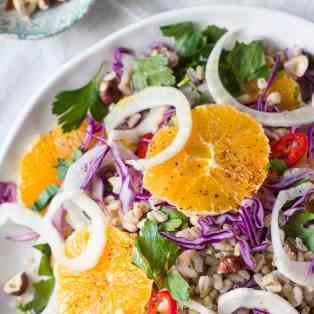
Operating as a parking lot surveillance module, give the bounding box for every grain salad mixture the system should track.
[1,21,314,314]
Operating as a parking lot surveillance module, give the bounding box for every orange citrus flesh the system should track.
[143,105,270,215]
[18,124,86,207]
[268,71,300,111]
[55,225,153,314]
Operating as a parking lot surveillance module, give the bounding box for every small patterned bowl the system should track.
[0,0,95,40]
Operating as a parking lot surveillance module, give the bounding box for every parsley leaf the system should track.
[55,148,83,180]
[284,211,314,251]
[18,244,54,313]
[165,269,191,302]
[133,220,181,288]
[269,158,288,176]
[52,68,108,133]
[229,41,270,82]
[31,184,60,212]
[132,55,176,91]
[160,207,188,232]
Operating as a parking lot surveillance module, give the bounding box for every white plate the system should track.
[1,5,314,313]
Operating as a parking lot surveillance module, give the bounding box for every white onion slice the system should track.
[206,29,314,127]
[109,107,167,142]
[271,182,314,287]
[182,300,216,314]
[0,203,45,235]
[104,87,192,170]
[218,288,298,314]
[44,190,107,271]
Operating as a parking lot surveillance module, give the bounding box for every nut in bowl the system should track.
[0,0,95,39]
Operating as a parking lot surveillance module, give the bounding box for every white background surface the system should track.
[1,0,314,147]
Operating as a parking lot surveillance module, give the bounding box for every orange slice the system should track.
[143,105,270,215]
[55,225,153,314]
[18,125,86,207]
[268,70,300,111]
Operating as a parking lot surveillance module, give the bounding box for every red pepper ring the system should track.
[135,133,154,159]
[271,132,308,167]
[148,289,178,314]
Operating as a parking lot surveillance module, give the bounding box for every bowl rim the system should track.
[1,3,314,165]
[0,0,96,40]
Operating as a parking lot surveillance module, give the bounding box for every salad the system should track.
[4,0,66,18]
[1,21,314,314]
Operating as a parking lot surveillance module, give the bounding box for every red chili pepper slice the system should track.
[148,289,178,314]
[135,133,154,159]
[271,132,308,167]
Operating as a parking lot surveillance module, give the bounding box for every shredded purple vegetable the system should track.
[307,125,314,161]
[0,182,17,204]
[308,260,314,275]
[5,228,40,242]
[81,113,105,150]
[112,47,134,78]
[298,69,314,102]
[251,309,270,314]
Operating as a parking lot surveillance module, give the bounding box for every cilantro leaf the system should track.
[133,220,181,288]
[203,25,227,43]
[55,148,83,180]
[270,158,288,176]
[229,41,269,82]
[31,184,60,212]
[52,68,108,133]
[219,50,242,96]
[165,269,191,302]
[19,244,54,313]
[132,55,176,91]
[284,211,314,251]
[160,207,188,232]
[34,244,53,277]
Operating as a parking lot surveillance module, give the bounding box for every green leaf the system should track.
[270,158,288,176]
[203,25,227,43]
[160,207,188,232]
[18,278,54,313]
[52,67,108,132]
[31,184,60,212]
[229,41,268,82]
[19,244,54,313]
[132,54,176,91]
[165,269,191,302]
[160,22,193,38]
[219,50,242,96]
[34,244,53,277]
[132,220,181,288]
[284,211,314,251]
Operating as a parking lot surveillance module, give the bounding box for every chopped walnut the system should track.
[217,256,244,274]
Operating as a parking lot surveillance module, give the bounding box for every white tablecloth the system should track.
[1,0,314,145]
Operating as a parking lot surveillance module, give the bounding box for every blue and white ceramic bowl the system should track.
[0,0,95,39]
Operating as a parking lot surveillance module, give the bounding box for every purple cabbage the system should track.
[238,238,256,269]
[254,54,280,112]
[298,69,314,102]
[308,260,314,275]
[81,113,105,151]
[112,47,134,78]
[307,124,314,161]
[0,182,17,204]
[80,145,110,192]
[267,168,314,190]
[251,310,270,314]
[5,228,40,242]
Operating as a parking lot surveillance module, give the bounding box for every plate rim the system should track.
[1,4,314,167]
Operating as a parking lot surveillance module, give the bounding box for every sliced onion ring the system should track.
[109,107,167,142]
[271,182,314,287]
[182,300,216,314]
[206,29,314,127]
[45,190,107,271]
[104,87,192,170]
[218,288,298,314]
